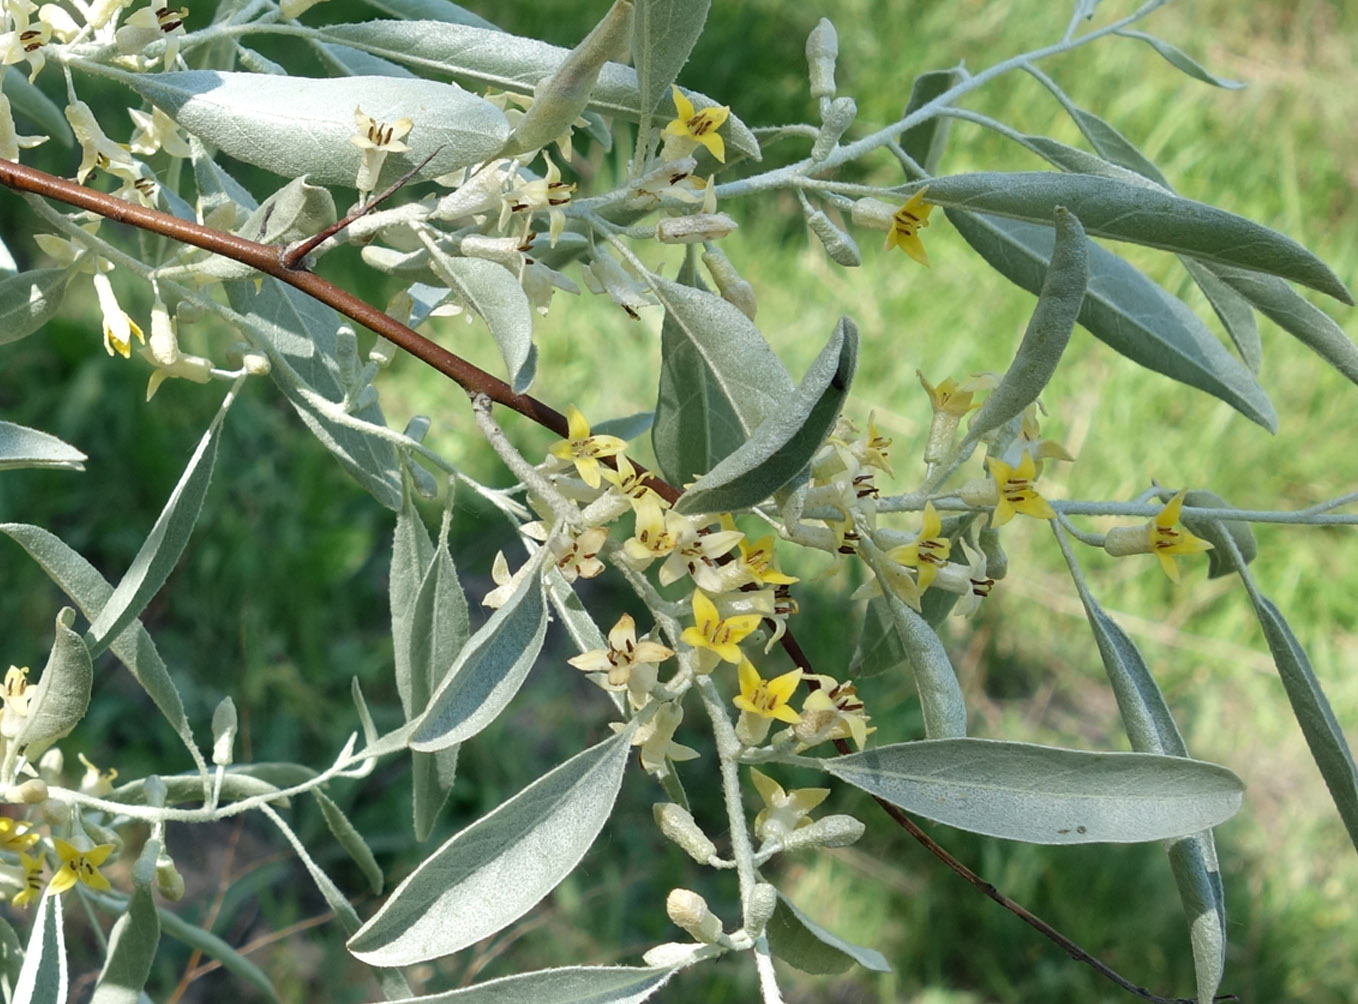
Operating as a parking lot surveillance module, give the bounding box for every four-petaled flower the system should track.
[886,501,952,592]
[1149,489,1213,583]
[733,660,802,724]
[549,526,609,583]
[48,838,115,896]
[351,106,413,196]
[547,405,627,489]
[500,152,576,246]
[0,817,40,853]
[793,675,873,750]
[12,850,44,908]
[662,85,729,163]
[680,590,762,674]
[987,452,1056,527]
[568,613,674,705]
[749,768,829,843]
[884,188,934,266]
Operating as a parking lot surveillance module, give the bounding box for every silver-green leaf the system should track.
[925,172,1352,303]
[765,893,891,976]
[379,965,678,1004]
[126,72,509,188]
[0,421,86,472]
[822,738,1244,844]
[409,549,548,752]
[314,789,385,896]
[966,208,1086,442]
[13,607,92,756]
[1115,29,1246,89]
[676,316,857,514]
[90,885,160,1004]
[0,268,71,347]
[13,892,65,1004]
[947,209,1276,430]
[424,254,536,394]
[881,594,966,739]
[348,728,633,965]
[633,0,711,159]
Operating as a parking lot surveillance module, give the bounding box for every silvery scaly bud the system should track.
[133,837,161,887]
[851,196,896,232]
[701,249,757,319]
[156,849,186,901]
[39,798,70,827]
[806,19,839,99]
[84,819,123,855]
[212,697,238,767]
[744,882,778,935]
[1104,524,1152,556]
[978,526,1008,580]
[667,889,723,944]
[242,352,270,376]
[811,96,857,161]
[655,212,738,244]
[805,210,861,266]
[654,803,718,863]
[4,778,47,804]
[775,814,866,851]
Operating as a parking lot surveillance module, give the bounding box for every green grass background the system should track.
[1,0,1356,1001]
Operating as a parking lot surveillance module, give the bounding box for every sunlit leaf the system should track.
[0,421,86,472]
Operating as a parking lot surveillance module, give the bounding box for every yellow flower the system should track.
[885,501,952,592]
[0,817,40,853]
[793,675,873,750]
[568,613,674,704]
[92,273,144,359]
[12,851,44,908]
[662,85,729,163]
[987,452,1056,527]
[733,660,802,724]
[732,532,799,588]
[600,453,664,511]
[749,768,829,842]
[48,838,115,896]
[680,590,761,674]
[547,405,627,489]
[884,188,934,266]
[1148,489,1213,583]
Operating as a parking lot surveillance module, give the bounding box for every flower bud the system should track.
[777,813,866,851]
[959,478,999,508]
[851,196,896,232]
[666,888,723,944]
[242,352,271,376]
[212,697,238,767]
[1104,524,1152,557]
[978,526,1008,580]
[806,18,839,99]
[701,249,757,320]
[156,851,186,901]
[811,96,856,161]
[743,882,778,935]
[39,797,70,827]
[654,803,718,864]
[655,212,738,244]
[805,210,861,266]
[4,778,47,804]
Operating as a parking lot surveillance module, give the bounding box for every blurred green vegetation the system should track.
[1,0,1355,1001]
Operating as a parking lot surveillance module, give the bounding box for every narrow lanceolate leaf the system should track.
[967,208,1086,442]
[124,72,509,188]
[633,0,712,158]
[1115,29,1246,89]
[225,276,403,510]
[424,254,536,394]
[1180,489,1257,580]
[1212,263,1358,387]
[314,790,385,895]
[409,550,549,752]
[86,397,227,654]
[316,20,760,160]
[822,739,1244,844]
[766,893,891,976]
[0,524,200,769]
[379,965,678,1004]
[924,173,1352,303]
[0,268,71,347]
[409,525,472,840]
[360,0,500,30]
[0,915,21,994]
[650,272,795,486]
[676,317,857,514]
[391,489,436,717]
[1180,257,1262,372]
[90,885,160,1004]
[1068,576,1226,1003]
[899,68,963,175]
[948,210,1276,430]
[157,907,280,1002]
[14,608,92,756]
[349,728,634,965]
[848,595,906,680]
[882,594,966,739]
[0,421,86,471]
[1249,594,1358,850]
[14,892,65,1004]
